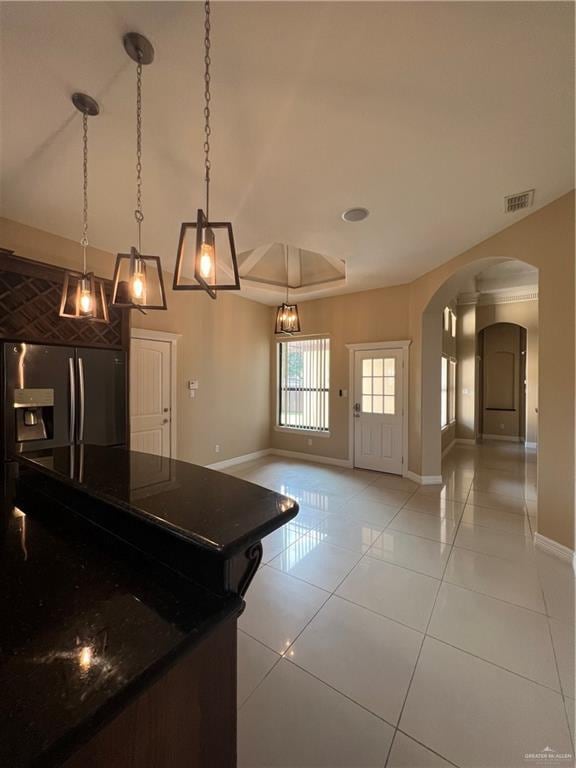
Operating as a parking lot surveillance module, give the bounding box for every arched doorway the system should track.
[405,193,573,552]
[477,321,538,446]
[417,258,539,479]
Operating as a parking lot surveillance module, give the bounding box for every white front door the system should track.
[353,349,404,474]
[130,337,172,458]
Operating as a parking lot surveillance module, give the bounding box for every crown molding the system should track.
[457,291,481,306]
[458,289,538,306]
[478,290,538,305]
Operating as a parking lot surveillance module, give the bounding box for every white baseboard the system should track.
[534,533,576,570]
[208,446,353,471]
[525,441,538,449]
[442,440,456,458]
[482,434,521,442]
[271,448,353,468]
[404,470,443,485]
[206,448,271,470]
[456,438,476,445]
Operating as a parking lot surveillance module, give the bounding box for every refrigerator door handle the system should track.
[78,356,85,443]
[68,357,76,443]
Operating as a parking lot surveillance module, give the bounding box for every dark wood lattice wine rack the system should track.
[0,249,130,350]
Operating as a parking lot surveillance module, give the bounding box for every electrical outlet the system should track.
[307,438,313,447]
[215,444,221,453]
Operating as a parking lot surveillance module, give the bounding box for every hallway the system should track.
[229,442,574,767]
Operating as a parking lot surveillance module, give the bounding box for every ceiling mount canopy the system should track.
[111,32,167,312]
[123,32,155,65]
[173,0,240,299]
[59,93,109,324]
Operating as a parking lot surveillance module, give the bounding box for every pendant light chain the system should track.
[203,0,212,219]
[135,56,144,251]
[173,6,241,297]
[81,112,89,274]
[285,244,289,304]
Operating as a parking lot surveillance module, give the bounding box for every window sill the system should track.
[274,426,331,438]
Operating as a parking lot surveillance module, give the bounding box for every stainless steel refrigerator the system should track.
[2,342,127,459]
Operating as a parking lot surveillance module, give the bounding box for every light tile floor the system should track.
[227,442,575,767]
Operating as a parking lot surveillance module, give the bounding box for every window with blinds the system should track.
[441,356,448,428]
[277,338,330,432]
[441,355,457,428]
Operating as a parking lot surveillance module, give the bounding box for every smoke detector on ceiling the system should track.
[504,189,535,213]
[342,207,369,222]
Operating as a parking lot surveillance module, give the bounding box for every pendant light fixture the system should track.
[275,246,302,334]
[59,93,109,323]
[173,1,240,299]
[111,33,167,312]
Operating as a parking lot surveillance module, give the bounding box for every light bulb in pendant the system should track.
[199,242,214,279]
[79,278,93,316]
[198,226,216,282]
[132,273,145,299]
[131,260,146,302]
[79,645,93,671]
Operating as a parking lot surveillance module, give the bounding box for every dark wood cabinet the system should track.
[63,618,237,768]
[0,248,129,351]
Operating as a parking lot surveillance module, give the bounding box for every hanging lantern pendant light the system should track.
[275,246,301,334]
[59,93,109,323]
[111,33,167,311]
[173,0,240,299]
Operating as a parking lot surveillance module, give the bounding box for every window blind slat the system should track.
[277,337,330,432]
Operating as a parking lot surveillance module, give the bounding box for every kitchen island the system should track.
[1,447,298,767]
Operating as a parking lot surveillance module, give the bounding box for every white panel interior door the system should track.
[353,349,404,474]
[130,338,171,458]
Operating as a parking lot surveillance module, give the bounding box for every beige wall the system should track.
[134,291,271,466]
[477,300,538,444]
[455,303,477,441]
[0,216,117,275]
[0,217,271,466]
[270,285,410,460]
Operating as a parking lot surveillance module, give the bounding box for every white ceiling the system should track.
[474,260,538,294]
[0,1,573,305]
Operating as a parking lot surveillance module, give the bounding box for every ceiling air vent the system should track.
[504,189,534,213]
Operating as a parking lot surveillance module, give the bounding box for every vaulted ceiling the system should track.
[0,1,573,304]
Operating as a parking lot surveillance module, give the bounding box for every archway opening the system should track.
[419,258,539,480]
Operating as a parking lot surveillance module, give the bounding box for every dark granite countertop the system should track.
[2,448,298,766]
[16,445,298,556]
[0,462,243,768]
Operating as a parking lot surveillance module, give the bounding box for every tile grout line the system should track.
[254,465,550,635]
[238,453,569,765]
[389,474,472,751]
[318,479,426,768]
[534,557,575,753]
[392,728,462,768]
[238,478,424,735]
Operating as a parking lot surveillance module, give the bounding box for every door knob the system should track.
[353,402,361,412]
[162,418,169,424]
